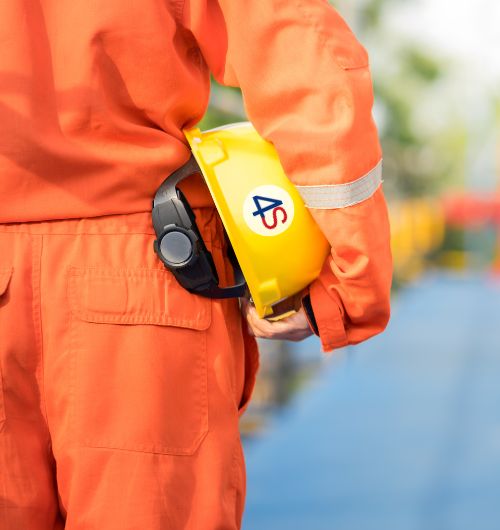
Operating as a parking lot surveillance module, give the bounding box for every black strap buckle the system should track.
[152,156,247,299]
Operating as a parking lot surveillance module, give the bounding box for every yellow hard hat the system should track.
[184,122,329,318]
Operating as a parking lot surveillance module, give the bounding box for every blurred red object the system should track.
[442,194,500,227]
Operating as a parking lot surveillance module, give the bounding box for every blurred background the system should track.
[202,0,500,528]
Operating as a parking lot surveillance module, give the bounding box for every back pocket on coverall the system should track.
[68,267,211,455]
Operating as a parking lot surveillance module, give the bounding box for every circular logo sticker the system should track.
[243,185,295,237]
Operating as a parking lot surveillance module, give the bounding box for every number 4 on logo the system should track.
[252,195,283,218]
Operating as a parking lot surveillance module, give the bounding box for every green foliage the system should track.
[198,106,242,131]
[373,44,466,198]
[200,78,245,130]
[401,47,443,82]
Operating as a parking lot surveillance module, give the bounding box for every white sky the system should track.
[387,0,500,85]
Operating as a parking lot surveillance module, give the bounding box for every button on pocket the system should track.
[68,267,211,455]
[0,267,13,426]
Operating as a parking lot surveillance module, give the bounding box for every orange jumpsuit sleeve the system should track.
[181,0,392,352]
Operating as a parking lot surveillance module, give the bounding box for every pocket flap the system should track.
[68,267,211,330]
[0,267,13,296]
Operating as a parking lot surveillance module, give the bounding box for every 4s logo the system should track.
[243,185,295,237]
[251,195,288,230]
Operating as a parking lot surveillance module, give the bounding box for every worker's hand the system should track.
[241,298,313,342]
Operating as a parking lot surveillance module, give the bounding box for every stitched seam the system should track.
[71,311,208,328]
[32,236,51,430]
[67,434,209,456]
[229,435,245,526]
[0,229,156,236]
[68,271,78,449]
[70,267,169,277]
[199,328,209,445]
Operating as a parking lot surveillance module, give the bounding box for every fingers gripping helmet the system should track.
[153,122,329,318]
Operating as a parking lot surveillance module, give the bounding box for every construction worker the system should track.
[0,1,392,529]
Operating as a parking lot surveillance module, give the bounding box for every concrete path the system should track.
[243,274,500,530]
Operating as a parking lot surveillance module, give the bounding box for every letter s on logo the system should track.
[261,206,288,229]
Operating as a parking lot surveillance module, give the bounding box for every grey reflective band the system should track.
[295,159,383,209]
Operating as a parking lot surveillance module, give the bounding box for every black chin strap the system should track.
[152,156,248,299]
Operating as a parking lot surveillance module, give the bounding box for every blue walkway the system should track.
[243,274,500,530]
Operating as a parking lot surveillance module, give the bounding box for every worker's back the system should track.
[0,4,392,529]
[0,0,213,222]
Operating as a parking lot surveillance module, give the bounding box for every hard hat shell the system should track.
[185,122,330,318]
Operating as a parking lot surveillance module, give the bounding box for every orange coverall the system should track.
[0,1,392,529]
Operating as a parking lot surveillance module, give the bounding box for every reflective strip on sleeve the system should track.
[295,160,383,209]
